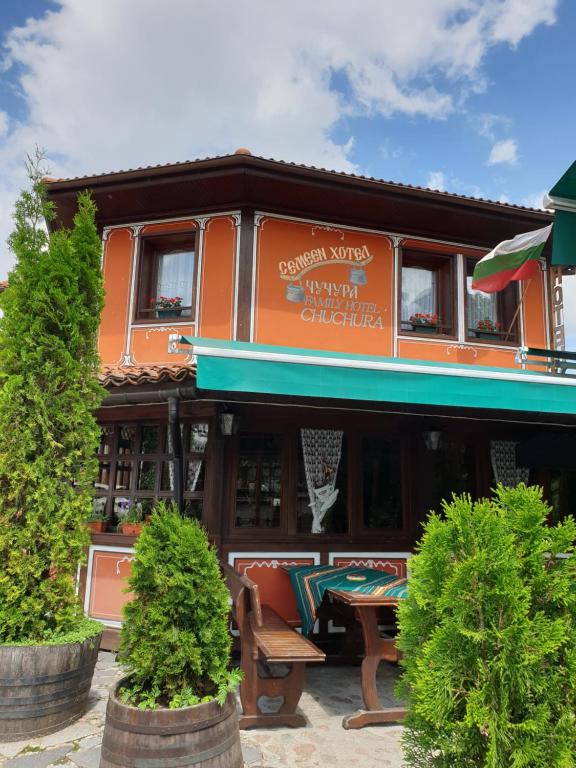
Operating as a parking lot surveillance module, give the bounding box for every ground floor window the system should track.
[546,469,576,525]
[95,421,208,527]
[411,435,478,523]
[235,434,282,528]
[232,425,406,535]
[361,437,403,529]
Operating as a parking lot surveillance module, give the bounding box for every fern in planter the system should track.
[396,484,576,767]
[119,502,241,709]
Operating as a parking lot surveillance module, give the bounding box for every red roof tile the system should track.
[100,363,195,387]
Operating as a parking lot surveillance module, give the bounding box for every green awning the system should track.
[547,161,576,267]
[550,161,576,200]
[172,337,576,416]
[552,210,576,267]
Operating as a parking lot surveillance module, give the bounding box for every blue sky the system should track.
[0,0,573,278]
[332,3,575,205]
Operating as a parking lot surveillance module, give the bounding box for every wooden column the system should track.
[202,421,226,552]
[235,210,255,342]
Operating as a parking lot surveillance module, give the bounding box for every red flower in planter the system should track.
[409,312,440,327]
[152,296,184,310]
[476,318,501,332]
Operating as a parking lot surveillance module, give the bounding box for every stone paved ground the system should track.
[0,653,406,768]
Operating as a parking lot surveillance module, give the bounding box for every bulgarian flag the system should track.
[472,224,552,293]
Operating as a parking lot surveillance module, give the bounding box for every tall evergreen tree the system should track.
[0,153,105,643]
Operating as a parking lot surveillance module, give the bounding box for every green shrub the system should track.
[0,153,105,644]
[397,484,576,768]
[119,502,241,709]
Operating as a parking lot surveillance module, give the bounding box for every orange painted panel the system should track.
[131,324,194,365]
[398,339,517,367]
[254,218,394,355]
[87,549,134,623]
[331,555,407,578]
[522,272,547,348]
[199,217,236,340]
[231,555,317,626]
[100,228,134,365]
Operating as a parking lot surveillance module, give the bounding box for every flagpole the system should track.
[503,278,532,342]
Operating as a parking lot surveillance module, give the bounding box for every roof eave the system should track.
[45,153,552,221]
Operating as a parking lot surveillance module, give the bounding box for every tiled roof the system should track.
[44,151,548,215]
[99,363,195,388]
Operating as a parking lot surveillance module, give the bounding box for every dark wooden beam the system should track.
[235,209,255,341]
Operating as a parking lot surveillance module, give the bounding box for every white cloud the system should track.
[487,138,519,166]
[476,112,513,141]
[427,171,447,191]
[0,0,558,275]
[491,0,557,46]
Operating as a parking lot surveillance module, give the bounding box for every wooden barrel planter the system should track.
[100,680,243,768]
[0,633,102,742]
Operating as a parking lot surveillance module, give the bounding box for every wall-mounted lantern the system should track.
[423,430,442,451]
[219,410,239,436]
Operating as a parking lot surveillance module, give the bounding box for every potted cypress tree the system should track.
[0,154,105,741]
[100,502,243,768]
[396,484,576,767]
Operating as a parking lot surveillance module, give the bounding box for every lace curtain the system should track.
[168,424,208,492]
[467,277,498,330]
[401,266,437,321]
[490,441,529,487]
[301,428,343,534]
[187,424,208,491]
[157,250,194,309]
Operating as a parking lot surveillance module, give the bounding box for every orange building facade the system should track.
[46,152,574,648]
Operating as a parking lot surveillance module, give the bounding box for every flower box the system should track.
[475,331,500,341]
[156,308,182,319]
[120,522,143,536]
[411,324,439,334]
[87,520,107,533]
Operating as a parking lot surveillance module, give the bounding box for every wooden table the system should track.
[326,589,407,729]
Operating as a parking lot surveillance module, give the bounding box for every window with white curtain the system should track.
[156,250,194,311]
[400,249,454,334]
[135,231,196,320]
[466,277,498,330]
[401,267,437,320]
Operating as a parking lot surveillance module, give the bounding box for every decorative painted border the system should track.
[228,551,321,630]
[104,211,241,365]
[84,545,135,628]
[227,550,321,570]
[329,551,411,577]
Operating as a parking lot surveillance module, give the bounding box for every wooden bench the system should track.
[223,563,325,729]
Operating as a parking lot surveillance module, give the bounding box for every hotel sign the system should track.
[278,243,385,330]
[254,217,394,354]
